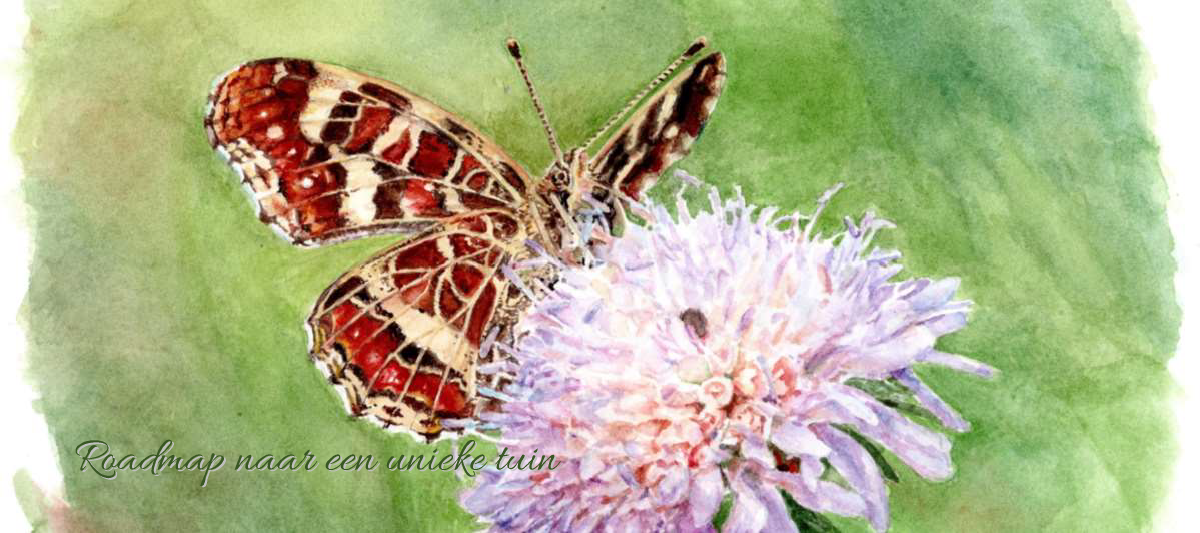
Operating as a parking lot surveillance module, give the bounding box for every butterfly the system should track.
[204,38,726,441]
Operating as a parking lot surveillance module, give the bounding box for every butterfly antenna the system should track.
[507,38,564,163]
[580,37,708,153]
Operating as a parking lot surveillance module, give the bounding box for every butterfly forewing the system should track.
[589,51,726,203]
[204,58,531,246]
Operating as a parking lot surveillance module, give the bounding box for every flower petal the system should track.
[920,350,999,378]
[766,464,867,519]
[772,420,832,458]
[727,467,798,533]
[894,367,970,431]
[813,424,890,532]
[689,467,725,528]
[832,385,955,480]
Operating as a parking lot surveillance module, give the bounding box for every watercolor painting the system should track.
[4,0,1194,531]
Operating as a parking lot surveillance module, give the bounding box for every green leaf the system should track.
[712,493,734,528]
[845,377,943,428]
[834,424,900,483]
[782,490,842,533]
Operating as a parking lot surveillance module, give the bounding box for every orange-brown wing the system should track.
[589,52,726,204]
[306,213,522,440]
[204,58,532,246]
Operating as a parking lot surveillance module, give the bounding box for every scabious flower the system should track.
[461,175,996,532]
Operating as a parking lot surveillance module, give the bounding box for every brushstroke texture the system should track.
[15,0,1176,531]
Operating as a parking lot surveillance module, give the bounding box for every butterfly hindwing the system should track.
[306,214,520,438]
[204,58,531,246]
[589,51,726,204]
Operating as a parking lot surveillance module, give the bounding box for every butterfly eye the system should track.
[549,167,571,190]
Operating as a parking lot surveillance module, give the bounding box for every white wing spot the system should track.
[436,237,455,262]
[443,189,463,211]
[301,177,314,188]
[342,158,382,224]
[267,125,284,140]
[273,63,288,84]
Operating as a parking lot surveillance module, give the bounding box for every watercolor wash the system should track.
[13,1,1177,532]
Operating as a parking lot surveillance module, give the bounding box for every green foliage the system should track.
[784,491,843,533]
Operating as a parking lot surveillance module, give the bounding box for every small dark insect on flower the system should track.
[680,308,708,339]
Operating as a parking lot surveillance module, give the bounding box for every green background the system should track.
[15,0,1178,531]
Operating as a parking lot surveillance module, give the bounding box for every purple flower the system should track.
[461,178,996,532]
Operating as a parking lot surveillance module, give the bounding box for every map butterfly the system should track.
[204,38,725,441]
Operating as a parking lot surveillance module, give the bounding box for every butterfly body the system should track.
[205,44,724,440]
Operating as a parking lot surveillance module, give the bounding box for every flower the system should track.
[461,176,996,532]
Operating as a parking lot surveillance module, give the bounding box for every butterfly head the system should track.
[541,148,589,194]
[532,148,600,259]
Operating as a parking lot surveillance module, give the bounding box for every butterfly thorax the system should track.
[526,148,613,266]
